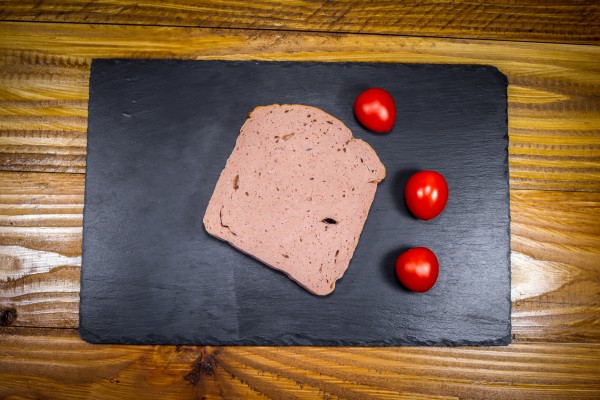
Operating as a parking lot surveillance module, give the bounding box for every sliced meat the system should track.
[203,104,385,295]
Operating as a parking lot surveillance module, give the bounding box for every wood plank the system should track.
[1,171,598,342]
[510,190,600,342]
[1,23,599,190]
[0,172,83,328]
[0,328,599,399]
[0,0,599,44]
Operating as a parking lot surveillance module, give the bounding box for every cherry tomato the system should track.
[354,88,396,133]
[405,171,448,221]
[395,247,439,292]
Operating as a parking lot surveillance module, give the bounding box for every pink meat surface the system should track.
[203,104,385,295]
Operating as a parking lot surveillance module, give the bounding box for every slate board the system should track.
[81,60,510,346]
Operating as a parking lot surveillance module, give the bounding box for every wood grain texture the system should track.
[0,0,599,44]
[0,19,599,399]
[0,172,82,328]
[0,22,599,191]
[1,328,599,400]
[510,190,600,342]
[1,171,598,342]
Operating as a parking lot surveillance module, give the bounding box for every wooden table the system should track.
[1,2,599,398]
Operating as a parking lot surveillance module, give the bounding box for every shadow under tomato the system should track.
[380,247,412,291]
[391,168,420,220]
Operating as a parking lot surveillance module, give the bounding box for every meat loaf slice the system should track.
[203,104,385,295]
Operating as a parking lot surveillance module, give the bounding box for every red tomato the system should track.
[354,88,396,133]
[395,247,439,292]
[405,171,449,220]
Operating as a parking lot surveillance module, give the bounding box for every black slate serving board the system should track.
[81,60,510,346]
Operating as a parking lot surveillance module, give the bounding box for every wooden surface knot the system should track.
[184,348,219,387]
[0,307,17,326]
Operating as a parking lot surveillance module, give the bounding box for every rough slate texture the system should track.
[81,60,510,346]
